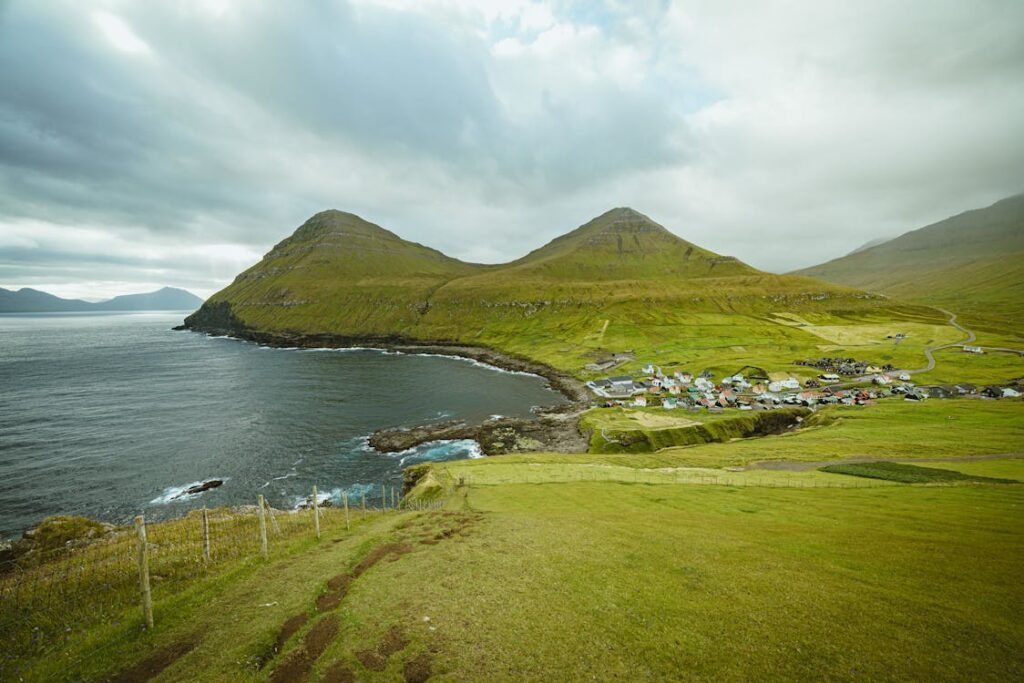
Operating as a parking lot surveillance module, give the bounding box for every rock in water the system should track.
[180,479,224,497]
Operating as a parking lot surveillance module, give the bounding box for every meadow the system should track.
[8,455,1021,682]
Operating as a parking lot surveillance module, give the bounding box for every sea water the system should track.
[0,312,564,538]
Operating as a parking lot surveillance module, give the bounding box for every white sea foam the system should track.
[396,439,485,466]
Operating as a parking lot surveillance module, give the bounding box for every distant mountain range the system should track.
[0,286,204,313]
[794,193,1024,322]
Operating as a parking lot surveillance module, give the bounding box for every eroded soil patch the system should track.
[352,542,414,577]
[403,652,434,683]
[356,625,410,672]
[321,661,356,683]
[269,615,339,683]
[109,638,197,683]
[274,613,309,655]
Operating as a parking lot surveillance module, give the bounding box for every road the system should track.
[904,307,976,375]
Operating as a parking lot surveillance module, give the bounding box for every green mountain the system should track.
[794,194,1024,322]
[0,286,203,313]
[186,207,928,377]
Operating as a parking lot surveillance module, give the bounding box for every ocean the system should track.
[0,312,565,538]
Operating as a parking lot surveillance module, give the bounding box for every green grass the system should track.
[187,208,1024,385]
[820,461,1019,484]
[581,406,810,453]
[793,194,1024,321]
[7,437,1024,680]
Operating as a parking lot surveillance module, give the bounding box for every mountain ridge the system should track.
[184,207,919,378]
[0,286,204,313]
[793,193,1024,322]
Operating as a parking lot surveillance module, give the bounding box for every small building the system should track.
[963,346,984,354]
[633,396,648,408]
[819,373,841,382]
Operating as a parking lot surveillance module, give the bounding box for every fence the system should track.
[0,485,446,680]
[448,466,898,489]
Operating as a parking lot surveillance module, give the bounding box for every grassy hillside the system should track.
[11,449,1023,679]
[184,208,1009,382]
[794,194,1024,327]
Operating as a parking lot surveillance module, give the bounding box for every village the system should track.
[586,358,1022,412]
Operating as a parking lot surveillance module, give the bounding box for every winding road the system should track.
[905,308,976,375]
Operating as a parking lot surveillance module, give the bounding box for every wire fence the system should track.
[448,466,898,489]
[0,486,446,680]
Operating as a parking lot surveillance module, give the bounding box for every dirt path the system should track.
[750,451,1024,472]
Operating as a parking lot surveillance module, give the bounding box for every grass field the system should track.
[13,466,1022,682]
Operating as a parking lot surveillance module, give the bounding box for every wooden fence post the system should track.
[266,499,281,535]
[134,515,154,630]
[381,484,386,511]
[361,492,366,517]
[343,491,350,531]
[312,485,321,540]
[257,495,269,559]
[201,507,210,563]
[391,486,397,510]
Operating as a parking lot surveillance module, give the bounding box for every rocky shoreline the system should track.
[368,402,589,455]
[177,312,593,456]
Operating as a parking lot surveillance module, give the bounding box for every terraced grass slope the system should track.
[187,208,944,378]
[794,193,1024,323]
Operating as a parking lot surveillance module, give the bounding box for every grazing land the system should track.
[11,454,1023,682]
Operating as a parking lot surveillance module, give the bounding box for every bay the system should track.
[0,312,564,538]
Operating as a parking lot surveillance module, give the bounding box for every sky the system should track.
[1,0,1023,300]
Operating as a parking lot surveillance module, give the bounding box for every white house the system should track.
[898,372,912,381]
[1003,387,1021,398]
[634,396,648,407]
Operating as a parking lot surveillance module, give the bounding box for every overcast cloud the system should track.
[1,0,1022,299]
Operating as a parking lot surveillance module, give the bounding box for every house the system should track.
[586,379,614,397]
[608,375,635,394]
[873,374,892,385]
[675,371,693,384]
[780,378,802,390]
[633,396,648,407]
[694,377,715,392]
[1003,387,1022,398]
[963,346,983,354]
[752,382,767,395]
[663,398,679,409]
[819,373,841,382]
[897,372,912,382]
[667,384,683,395]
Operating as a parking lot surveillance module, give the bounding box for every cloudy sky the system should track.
[1,0,1022,299]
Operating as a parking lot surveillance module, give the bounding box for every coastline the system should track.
[175,320,591,406]
[176,320,593,455]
